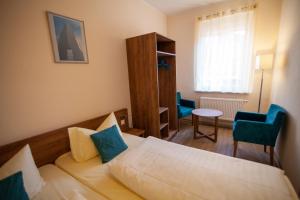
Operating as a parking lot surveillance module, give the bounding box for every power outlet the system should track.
[120,119,126,125]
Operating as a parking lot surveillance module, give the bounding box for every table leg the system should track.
[193,115,219,143]
[193,114,198,139]
[214,117,219,142]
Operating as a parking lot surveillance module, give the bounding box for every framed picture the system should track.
[47,12,88,63]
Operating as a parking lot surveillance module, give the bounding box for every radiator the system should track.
[199,97,248,121]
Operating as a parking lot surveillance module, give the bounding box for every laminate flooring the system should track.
[171,120,279,167]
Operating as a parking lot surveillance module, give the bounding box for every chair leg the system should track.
[264,145,267,152]
[178,119,180,131]
[233,141,238,157]
[270,146,274,166]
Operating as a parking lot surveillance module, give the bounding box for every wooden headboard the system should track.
[0,108,129,167]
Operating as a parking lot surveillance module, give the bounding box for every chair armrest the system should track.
[180,99,196,109]
[234,111,266,122]
[233,120,275,145]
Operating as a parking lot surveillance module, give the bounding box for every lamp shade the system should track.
[256,53,274,70]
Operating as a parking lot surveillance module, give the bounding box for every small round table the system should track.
[192,108,223,142]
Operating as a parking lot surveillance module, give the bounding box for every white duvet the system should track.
[109,137,298,200]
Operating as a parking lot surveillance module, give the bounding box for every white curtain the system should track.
[194,10,255,93]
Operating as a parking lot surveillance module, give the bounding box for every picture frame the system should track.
[47,11,88,63]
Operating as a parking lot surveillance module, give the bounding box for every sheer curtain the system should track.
[194,10,255,93]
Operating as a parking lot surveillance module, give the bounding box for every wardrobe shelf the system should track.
[160,123,168,130]
[159,107,168,114]
[157,51,176,57]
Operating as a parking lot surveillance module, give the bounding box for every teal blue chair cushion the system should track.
[177,92,196,119]
[233,104,286,146]
[90,125,128,163]
[178,106,194,118]
[0,171,29,200]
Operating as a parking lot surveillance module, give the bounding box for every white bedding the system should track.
[109,136,298,200]
[55,133,144,200]
[33,164,107,200]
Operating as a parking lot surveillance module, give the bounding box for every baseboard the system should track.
[274,149,282,168]
[198,118,232,129]
[179,117,232,129]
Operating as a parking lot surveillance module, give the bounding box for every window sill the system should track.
[193,90,251,95]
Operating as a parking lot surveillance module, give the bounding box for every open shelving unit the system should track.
[126,32,177,140]
[159,107,169,138]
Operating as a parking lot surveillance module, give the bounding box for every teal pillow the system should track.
[90,125,128,163]
[0,171,29,200]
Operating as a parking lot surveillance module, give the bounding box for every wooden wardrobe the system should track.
[126,32,177,139]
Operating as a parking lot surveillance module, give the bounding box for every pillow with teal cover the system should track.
[90,125,128,163]
[0,171,29,200]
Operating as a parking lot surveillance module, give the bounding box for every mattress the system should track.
[109,136,298,200]
[33,164,107,200]
[55,133,144,200]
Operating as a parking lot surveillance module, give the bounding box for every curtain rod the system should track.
[198,4,257,21]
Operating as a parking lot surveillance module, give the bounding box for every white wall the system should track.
[0,0,166,145]
[272,0,300,194]
[167,0,282,113]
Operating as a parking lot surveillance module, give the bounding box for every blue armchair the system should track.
[177,92,196,130]
[233,104,286,165]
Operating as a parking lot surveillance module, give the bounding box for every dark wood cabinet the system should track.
[126,32,177,140]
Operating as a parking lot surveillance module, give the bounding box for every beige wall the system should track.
[0,0,166,146]
[272,0,300,194]
[167,0,282,113]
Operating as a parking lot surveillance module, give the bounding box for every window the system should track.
[194,10,255,93]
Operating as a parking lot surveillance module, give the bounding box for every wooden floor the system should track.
[171,120,280,167]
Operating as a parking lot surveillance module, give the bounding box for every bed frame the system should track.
[0,108,129,167]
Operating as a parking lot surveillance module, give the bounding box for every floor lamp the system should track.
[256,53,273,113]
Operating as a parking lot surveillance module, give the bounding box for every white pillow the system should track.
[68,127,99,162]
[68,113,123,162]
[0,144,45,198]
[96,112,123,137]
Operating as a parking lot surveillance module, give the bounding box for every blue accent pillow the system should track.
[90,125,128,163]
[0,171,29,200]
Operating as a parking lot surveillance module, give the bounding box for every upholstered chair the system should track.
[233,104,286,165]
[177,92,196,130]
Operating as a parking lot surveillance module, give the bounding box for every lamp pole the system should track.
[258,69,264,113]
[256,52,273,113]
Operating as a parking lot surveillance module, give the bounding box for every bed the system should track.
[34,164,107,200]
[55,132,297,200]
[0,108,297,200]
[55,133,143,200]
[109,136,298,200]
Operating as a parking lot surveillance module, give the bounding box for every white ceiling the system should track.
[144,0,228,15]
